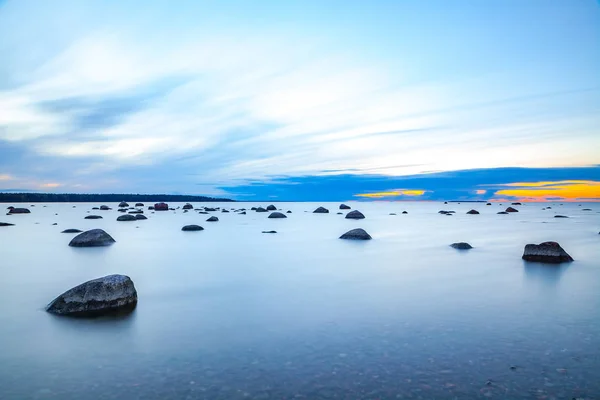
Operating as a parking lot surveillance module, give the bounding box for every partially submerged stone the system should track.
[339,228,372,240]
[345,210,365,219]
[268,212,287,219]
[266,205,277,211]
[8,208,30,214]
[206,216,219,222]
[313,206,329,213]
[46,274,137,317]
[450,242,473,250]
[522,241,573,264]
[339,204,351,210]
[506,207,519,212]
[466,209,480,214]
[84,215,103,219]
[154,202,168,211]
[61,229,82,233]
[182,225,204,231]
[117,215,136,222]
[69,229,115,247]
[135,214,147,220]
[0,222,15,227]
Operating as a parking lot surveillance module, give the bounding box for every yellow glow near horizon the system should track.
[355,189,426,198]
[40,183,62,188]
[493,180,600,202]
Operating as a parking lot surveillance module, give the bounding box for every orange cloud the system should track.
[475,189,486,195]
[355,189,426,198]
[0,174,13,181]
[492,180,600,202]
[40,183,62,188]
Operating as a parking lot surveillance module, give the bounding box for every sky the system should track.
[0,0,599,201]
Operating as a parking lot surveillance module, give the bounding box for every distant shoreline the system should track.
[0,193,235,203]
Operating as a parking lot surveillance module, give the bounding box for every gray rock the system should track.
[506,207,519,212]
[582,208,592,211]
[286,210,292,213]
[554,215,569,218]
[268,211,287,219]
[100,205,111,210]
[339,228,372,240]
[183,203,193,210]
[84,215,103,219]
[135,214,147,220]
[450,242,473,250]
[466,209,480,214]
[204,207,217,212]
[402,211,408,214]
[222,209,229,213]
[389,213,396,215]
[266,205,277,211]
[339,204,351,210]
[522,241,573,263]
[255,207,267,213]
[148,206,155,210]
[182,225,204,231]
[438,210,456,214]
[117,215,136,222]
[92,207,100,210]
[262,230,277,234]
[46,274,137,317]
[313,206,329,213]
[0,222,15,227]
[8,208,30,214]
[128,210,144,214]
[486,203,492,205]
[69,229,115,247]
[497,211,509,214]
[135,203,144,207]
[512,202,522,205]
[118,202,129,207]
[61,229,82,233]
[239,211,246,215]
[345,210,365,219]
[206,216,219,222]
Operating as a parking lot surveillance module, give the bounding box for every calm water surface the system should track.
[0,201,599,399]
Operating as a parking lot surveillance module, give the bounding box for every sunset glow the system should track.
[492,180,600,202]
[355,189,426,199]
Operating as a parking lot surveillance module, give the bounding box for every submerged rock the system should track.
[266,205,277,211]
[262,230,277,234]
[286,210,292,213]
[522,241,573,263]
[204,207,217,212]
[128,210,143,214]
[135,203,144,207]
[84,215,103,219]
[438,210,455,214]
[389,213,396,215]
[345,210,365,219]
[506,207,519,212]
[268,212,287,219]
[554,215,569,218]
[117,215,136,222]
[183,203,193,210]
[118,202,129,207]
[466,209,480,215]
[100,205,111,210]
[8,208,30,214]
[402,211,408,214]
[450,242,473,250]
[148,206,155,210]
[512,202,522,205]
[497,211,509,214]
[313,206,329,213]
[239,211,246,215]
[182,225,204,231]
[206,216,219,222]
[339,228,372,240]
[135,214,148,220]
[0,222,15,227]
[69,229,115,247]
[486,203,492,205]
[339,204,351,210]
[46,274,137,317]
[61,229,82,233]
[255,207,267,213]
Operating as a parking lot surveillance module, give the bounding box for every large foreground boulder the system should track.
[46,274,137,317]
[268,212,287,219]
[117,215,136,222]
[182,225,204,231]
[8,208,30,214]
[345,210,365,219]
[266,205,277,211]
[522,242,573,264]
[339,228,372,240]
[314,206,329,213]
[69,229,115,247]
[154,202,168,211]
[450,242,473,250]
[339,204,351,210]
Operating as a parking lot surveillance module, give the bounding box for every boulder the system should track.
[61,229,82,233]
[154,202,168,211]
[506,207,519,213]
[135,203,144,207]
[438,210,455,215]
[183,203,193,210]
[0,222,15,227]
[336,212,343,214]
[128,210,143,214]
[512,202,522,205]
[222,209,229,213]
[486,203,492,205]
[92,207,100,210]
[204,207,217,212]
[118,202,129,207]
[450,242,473,250]
[466,209,480,214]
[199,211,209,214]
[497,211,509,214]
[339,204,351,210]
[100,205,111,210]
[69,229,115,247]
[266,205,277,211]
[262,230,277,234]
[255,207,267,213]
[251,207,257,211]
[402,211,408,214]
[148,206,155,210]
[389,213,396,215]
[135,214,148,220]
[554,215,569,218]
[339,228,372,240]
[118,209,127,213]
[239,211,246,215]
[268,212,287,219]
[286,210,292,213]
[522,242,573,263]
[313,206,329,213]
[206,216,219,222]
[345,210,365,219]
[117,215,136,222]
[84,215,103,219]
[8,208,30,214]
[582,208,592,211]
[46,274,137,317]
[182,225,204,231]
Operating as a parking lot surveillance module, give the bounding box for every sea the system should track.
[0,201,598,399]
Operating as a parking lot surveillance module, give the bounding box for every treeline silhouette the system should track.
[0,193,234,203]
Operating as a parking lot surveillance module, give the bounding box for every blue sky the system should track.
[0,0,599,200]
